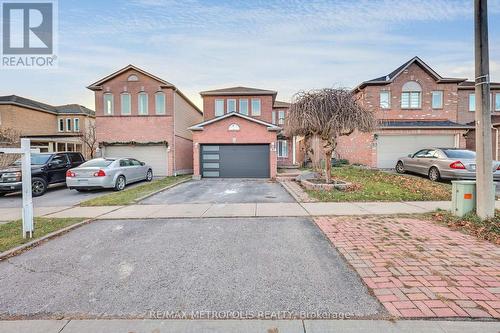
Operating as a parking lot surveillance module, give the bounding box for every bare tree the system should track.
[0,127,21,167]
[80,124,98,159]
[285,88,375,183]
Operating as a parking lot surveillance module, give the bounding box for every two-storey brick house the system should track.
[0,95,95,157]
[188,87,296,179]
[87,65,203,176]
[336,57,475,169]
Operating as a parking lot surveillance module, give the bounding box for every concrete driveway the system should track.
[0,217,384,319]
[142,178,295,204]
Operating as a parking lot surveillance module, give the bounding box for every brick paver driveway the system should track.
[315,216,500,319]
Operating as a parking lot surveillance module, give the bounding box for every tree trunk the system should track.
[322,139,335,184]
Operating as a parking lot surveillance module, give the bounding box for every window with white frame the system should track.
[58,118,64,132]
[227,99,236,113]
[66,118,72,132]
[251,98,261,116]
[379,91,390,109]
[401,81,422,109]
[215,99,224,117]
[74,118,80,132]
[272,111,276,124]
[239,99,248,115]
[278,110,285,125]
[138,92,148,115]
[121,93,131,115]
[155,92,166,114]
[277,140,288,158]
[431,91,443,109]
[103,93,114,115]
[469,93,475,112]
[496,93,500,111]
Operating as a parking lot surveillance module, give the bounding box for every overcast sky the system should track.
[1,0,500,109]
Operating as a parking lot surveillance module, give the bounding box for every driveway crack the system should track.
[6,259,87,282]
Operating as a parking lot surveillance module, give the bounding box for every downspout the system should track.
[292,136,296,165]
[494,126,499,160]
[172,89,177,176]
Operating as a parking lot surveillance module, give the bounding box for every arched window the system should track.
[401,81,422,109]
[138,92,148,115]
[127,74,139,82]
[121,93,131,115]
[155,92,165,114]
[103,93,114,115]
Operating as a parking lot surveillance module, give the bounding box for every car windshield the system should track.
[442,149,476,159]
[79,159,114,168]
[13,154,51,166]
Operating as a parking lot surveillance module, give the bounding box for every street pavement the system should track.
[0,217,384,319]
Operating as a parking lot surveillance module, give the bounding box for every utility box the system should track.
[451,180,496,217]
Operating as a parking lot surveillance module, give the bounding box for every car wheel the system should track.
[114,176,126,191]
[32,177,47,197]
[428,167,441,182]
[146,169,153,182]
[0,192,6,197]
[75,189,87,192]
[395,161,405,174]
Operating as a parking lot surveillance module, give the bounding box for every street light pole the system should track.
[474,0,494,219]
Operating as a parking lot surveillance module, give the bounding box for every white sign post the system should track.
[0,138,39,238]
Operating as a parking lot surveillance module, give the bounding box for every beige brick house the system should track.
[87,65,203,176]
[0,95,95,157]
[335,56,500,169]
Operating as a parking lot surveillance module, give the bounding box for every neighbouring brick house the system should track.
[87,65,203,176]
[0,95,95,157]
[336,56,483,169]
[188,87,297,179]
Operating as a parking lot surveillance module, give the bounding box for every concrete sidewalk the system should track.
[1,319,499,333]
[2,201,500,220]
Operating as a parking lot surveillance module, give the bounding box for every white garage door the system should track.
[103,145,168,176]
[377,135,456,169]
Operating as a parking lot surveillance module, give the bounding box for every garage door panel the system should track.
[104,145,168,176]
[377,135,455,169]
[201,144,269,178]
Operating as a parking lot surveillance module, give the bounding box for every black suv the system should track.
[0,152,85,197]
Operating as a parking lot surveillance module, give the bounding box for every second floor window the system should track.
[138,92,148,115]
[469,94,475,112]
[227,99,236,113]
[58,119,64,132]
[496,94,500,111]
[239,99,249,115]
[155,92,166,114]
[380,91,390,109]
[401,81,421,109]
[66,118,72,132]
[251,98,261,116]
[121,93,131,115]
[215,99,224,117]
[431,91,443,109]
[278,110,285,125]
[103,93,113,115]
[74,118,80,132]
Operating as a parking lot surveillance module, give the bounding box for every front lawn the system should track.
[0,217,86,253]
[305,166,451,202]
[80,175,190,206]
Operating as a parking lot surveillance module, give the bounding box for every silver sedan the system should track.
[395,148,500,181]
[66,158,153,191]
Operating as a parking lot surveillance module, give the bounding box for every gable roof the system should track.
[188,112,281,131]
[200,86,277,96]
[87,64,174,90]
[0,95,95,116]
[273,100,291,108]
[355,56,467,91]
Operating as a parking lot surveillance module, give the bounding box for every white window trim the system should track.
[278,110,285,125]
[138,92,149,115]
[277,140,288,158]
[58,118,64,132]
[66,118,72,132]
[401,91,421,109]
[251,98,261,116]
[431,91,443,109]
[496,93,500,111]
[73,118,80,132]
[120,92,131,115]
[380,91,391,109]
[155,92,166,115]
[215,99,224,117]
[103,93,114,115]
[239,99,249,115]
[227,99,236,113]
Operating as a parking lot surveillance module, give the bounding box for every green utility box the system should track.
[451,180,496,217]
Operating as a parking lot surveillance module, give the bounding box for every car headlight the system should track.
[2,172,21,181]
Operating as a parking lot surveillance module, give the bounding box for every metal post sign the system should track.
[0,138,39,238]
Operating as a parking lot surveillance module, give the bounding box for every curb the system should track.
[0,218,94,261]
[133,177,191,203]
